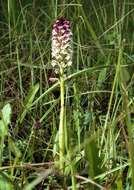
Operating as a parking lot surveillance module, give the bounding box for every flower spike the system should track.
[51,18,73,73]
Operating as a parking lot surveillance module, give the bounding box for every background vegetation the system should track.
[0,0,134,189]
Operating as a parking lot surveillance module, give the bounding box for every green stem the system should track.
[59,68,65,172]
[71,163,77,190]
[0,136,5,167]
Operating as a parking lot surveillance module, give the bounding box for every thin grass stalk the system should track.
[124,94,134,190]
[73,83,81,152]
[7,0,12,58]
[119,41,134,189]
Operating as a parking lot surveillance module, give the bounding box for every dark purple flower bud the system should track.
[34,117,41,129]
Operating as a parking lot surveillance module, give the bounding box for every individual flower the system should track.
[51,18,73,73]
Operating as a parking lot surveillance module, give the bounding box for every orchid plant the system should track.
[51,18,73,171]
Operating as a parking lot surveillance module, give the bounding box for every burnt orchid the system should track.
[51,18,73,172]
[51,18,73,73]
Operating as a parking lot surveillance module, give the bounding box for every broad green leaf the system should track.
[0,104,11,136]
[0,175,13,190]
[9,138,21,158]
[97,67,107,87]
[121,67,130,83]
[116,177,123,190]
[1,103,12,126]
[18,83,39,124]
[85,133,105,180]
[0,120,8,136]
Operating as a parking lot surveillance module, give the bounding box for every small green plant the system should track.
[0,104,14,189]
[0,104,12,166]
